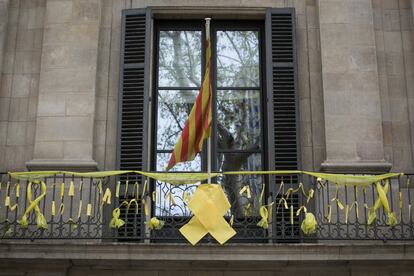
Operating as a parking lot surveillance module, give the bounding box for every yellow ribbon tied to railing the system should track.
[301,212,317,235]
[145,217,165,230]
[18,181,47,229]
[257,202,274,229]
[179,184,236,245]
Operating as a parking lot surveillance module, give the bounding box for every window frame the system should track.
[151,19,268,174]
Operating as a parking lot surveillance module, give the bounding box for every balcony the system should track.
[0,171,413,243]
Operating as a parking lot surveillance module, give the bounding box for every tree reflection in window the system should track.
[155,26,263,218]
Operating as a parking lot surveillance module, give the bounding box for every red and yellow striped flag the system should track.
[166,22,212,171]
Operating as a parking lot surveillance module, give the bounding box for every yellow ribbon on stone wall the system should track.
[179,184,236,245]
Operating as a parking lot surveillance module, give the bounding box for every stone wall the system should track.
[0,0,412,173]
[1,242,414,276]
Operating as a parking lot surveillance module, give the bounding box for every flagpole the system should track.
[205,17,211,185]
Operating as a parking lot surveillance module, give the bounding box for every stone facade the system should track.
[0,0,413,174]
[0,0,414,274]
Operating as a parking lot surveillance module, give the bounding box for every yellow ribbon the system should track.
[142,198,149,216]
[15,183,20,198]
[301,212,317,235]
[327,204,332,223]
[18,181,48,229]
[8,170,402,186]
[257,205,269,229]
[127,199,139,215]
[257,202,274,229]
[142,180,148,196]
[86,203,92,216]
[179,184,236,245]
[77,200,83,219]
[239,185,251,199]
[145,217,165,230]
[101,188,111,207]
[51,201,56,216]
[109,208,125,228]
[133,181,139,199]
[68,181,75,196]
[124,180,129,197]
[60,182,64,198]
[115,181,120,198]
[259,184,265,206]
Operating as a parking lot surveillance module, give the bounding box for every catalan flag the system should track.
[166,20,212,171]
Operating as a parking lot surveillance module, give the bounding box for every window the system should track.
[117,8,299,240]
[153,20,265,217]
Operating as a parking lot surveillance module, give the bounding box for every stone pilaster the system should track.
[318,0,391,173]
[27,0,101,171]
[0,0,9,78]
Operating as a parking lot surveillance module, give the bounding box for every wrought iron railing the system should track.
[0,172,413,242]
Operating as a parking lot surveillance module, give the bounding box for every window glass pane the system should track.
[157,90,198,150]
[159,31,201,87]
[217,90,262,150]
[217,153,263,217]
[217,30,260,87]
[155,182,198,216]
[156,153,201,172]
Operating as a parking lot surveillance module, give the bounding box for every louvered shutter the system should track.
[116,8,151,241]
[265,8,301,240]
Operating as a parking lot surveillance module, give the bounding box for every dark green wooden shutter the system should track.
[266,8,301,240]
[117,8,151,241]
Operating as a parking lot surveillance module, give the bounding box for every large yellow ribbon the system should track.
[179,184,236,245]
[18,181,48,229]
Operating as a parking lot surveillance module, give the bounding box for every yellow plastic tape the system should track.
[86,203,92,216]
[77,200,82,219]
[5,181,9,195]
[259,185,265,205]
[142,199,149,216]
[301,212,317,235]
[115,181,120,198]
[142,180,148,196]
[124,180,129,198]
[68,181,75,197]
[152,191,156,202]
[51,201,56,216]
[327,205,332,223]
[296,206,307,217]
[145,217,165,230]
[15,183,20,198]
[290,205,294,225]
[4,196,9,207]
[345,204,349,224]
[376,181,390,213]
[257,205,269,229]
[101,188,111,206]
[60,182,64,199]
[239,185,251,199]
[59,203,64,215]
[133,181,139,199]
[18,181,47,229]
[8,170,402,186]
[350,201,359,220]
[98,180,103,195]
[109,208,125,228]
